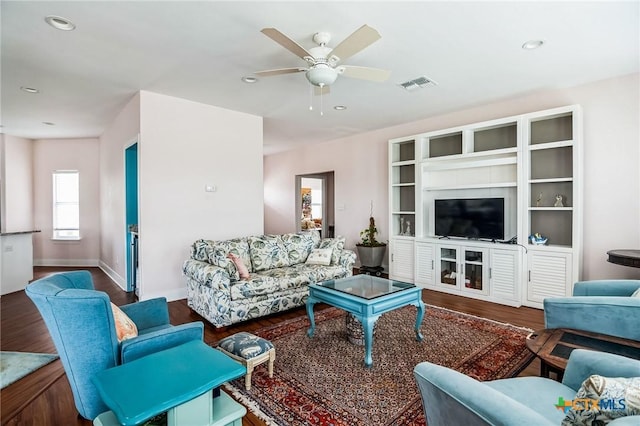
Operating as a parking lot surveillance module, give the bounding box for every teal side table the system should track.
[92,340,246,426]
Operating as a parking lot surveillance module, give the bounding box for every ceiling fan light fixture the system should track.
[333,105,347,111]
[306,66,338,87]
[241,76,258,83]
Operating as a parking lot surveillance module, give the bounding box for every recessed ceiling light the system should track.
[241,76,258,83]
[20,86,40,94]
[45,15,76,31]
[522,40,544,50]
[333,105,347,111]
[42,122,55,126]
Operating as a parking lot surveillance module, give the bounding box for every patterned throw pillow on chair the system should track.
[110,303,138,342]
[561,375,640,425]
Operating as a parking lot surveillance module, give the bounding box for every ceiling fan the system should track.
[254,24,391,95]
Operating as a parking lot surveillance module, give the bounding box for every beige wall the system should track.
[1,135,34,232]
[264,72,640,280]
[32,138,101,265]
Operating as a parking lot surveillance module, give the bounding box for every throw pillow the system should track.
[561,375,640,426]
[228,252,250,280]
[306,248,333,266]
[110,302,138,342]
[318,236,346,265]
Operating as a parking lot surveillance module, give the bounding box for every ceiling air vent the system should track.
[398,76,437,92]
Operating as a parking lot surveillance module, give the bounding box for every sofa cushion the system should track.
[318,236,346,265]
[207,238,252,273]
[229,274,282,301]
[191,239,215,262]
[249,235,290,271]
[208,248,240,281]
[281,232,318,265]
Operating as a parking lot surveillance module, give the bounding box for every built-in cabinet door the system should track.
[436,245,460,290]
[490,248,520,302]
[415,242,435,286]
[462,248,489,295]
[526,249,572,305]
[390,238,415,282]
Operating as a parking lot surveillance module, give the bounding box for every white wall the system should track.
[99,93,141,287]
[32,138,101,266]
[137,91,263,300]
[2,135,34,232]
[264,72,640,280]
[99,91,264,300]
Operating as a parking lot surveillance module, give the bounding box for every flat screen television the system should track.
[434,198,505,241]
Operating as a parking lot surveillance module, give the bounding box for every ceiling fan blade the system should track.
[338,65,391,82]
[254,67,307,77]
[328,25,381,64]
[261,28,313,60]
[314,85,330,96]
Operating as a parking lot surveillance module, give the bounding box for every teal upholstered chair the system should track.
[544,280,640,341]
[414,349,640,425]
[26,270,204,420]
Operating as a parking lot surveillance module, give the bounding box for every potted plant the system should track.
[356,216,387,269]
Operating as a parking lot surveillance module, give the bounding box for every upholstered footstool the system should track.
[216,332,275,391]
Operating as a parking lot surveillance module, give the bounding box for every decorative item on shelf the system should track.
[536,192,543,207]
[554,194,564,207]
[356,201,387,268]
[529,233,549,245]
[400,216,405,236]
[406,221,411,236]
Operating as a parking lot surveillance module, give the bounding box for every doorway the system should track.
[296,172,334,238]
[124,140,138,294]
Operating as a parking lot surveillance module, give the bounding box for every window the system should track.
[52,171,80,239]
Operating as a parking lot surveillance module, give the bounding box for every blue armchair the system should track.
[25,270,204,420]
[414,349,640,426]
[544,280,640,341]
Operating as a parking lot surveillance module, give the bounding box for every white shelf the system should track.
[528,140,573,151]
[391,160,416,166]
[392,211,415,215]
[424,182,517,191]
[392,183,415,187]
[528,207,573,211]
[529,177,573,184]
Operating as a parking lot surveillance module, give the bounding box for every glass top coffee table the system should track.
[306,274,425,367]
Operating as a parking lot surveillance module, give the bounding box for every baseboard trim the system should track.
[98,261,126,292]
[33,259,99,267]
[142,287,187,302]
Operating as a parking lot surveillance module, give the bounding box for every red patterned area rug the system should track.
[221,305,534,426]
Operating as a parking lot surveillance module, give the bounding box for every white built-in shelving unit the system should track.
[388,105,582,308]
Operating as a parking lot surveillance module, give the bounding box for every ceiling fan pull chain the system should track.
[309,84,313,111]
[320,84,324,116]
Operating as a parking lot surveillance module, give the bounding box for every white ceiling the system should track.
[2,1,639,154]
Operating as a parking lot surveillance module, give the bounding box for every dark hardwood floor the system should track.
[1,267,544,425]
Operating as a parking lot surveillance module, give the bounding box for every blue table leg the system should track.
[362,315,378,368]
[415,300,425,342]
[306,297,317,338]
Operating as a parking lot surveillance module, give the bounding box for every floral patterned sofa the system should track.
[183,232,356,327]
